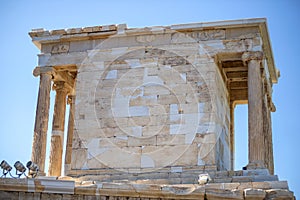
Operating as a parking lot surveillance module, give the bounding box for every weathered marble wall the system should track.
[67,27,260,175]
[72,36,206,172]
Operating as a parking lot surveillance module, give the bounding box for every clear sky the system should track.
[0,0,299,197]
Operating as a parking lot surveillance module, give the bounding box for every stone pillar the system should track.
[242,51,265,168]
[64,95,75,175]
[262,77,275,174]
[229,101,235,171]
[31,69,52,174]
[48,81,68,177]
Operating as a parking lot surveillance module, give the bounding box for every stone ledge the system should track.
[29,24,120,37]
[0,177,74,194]
[29,18,267,39]
[0,178,294,199]
[67,168,280,186]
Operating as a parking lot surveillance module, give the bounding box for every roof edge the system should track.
[258,20,278,83]
[29,18,278,83]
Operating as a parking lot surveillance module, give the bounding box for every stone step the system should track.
[75,168,278,185]
[213,175,278,183]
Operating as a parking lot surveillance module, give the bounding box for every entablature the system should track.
[29,18,278,84]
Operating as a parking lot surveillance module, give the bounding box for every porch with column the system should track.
[242,51,267,169]
[31,66,76,177]
[217,51,275,174]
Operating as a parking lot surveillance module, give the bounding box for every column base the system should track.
[37,171,46,176]
[243,161,266,170]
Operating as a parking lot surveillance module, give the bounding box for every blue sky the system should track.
[0,0,299,197]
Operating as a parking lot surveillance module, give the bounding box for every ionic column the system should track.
[64,95,75,175]
[229,101,235,171]
[31,68,52,174]
[48,81,68,176]
[262,77,275,174]
[242,51,265,168]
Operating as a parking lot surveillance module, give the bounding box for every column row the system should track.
[31,69,75,176]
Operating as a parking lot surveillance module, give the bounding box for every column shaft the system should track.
[245,52,265,164]
[64,95,75,175]
[229,101,235,171]
[48,81,68,176]
[31,73,52,174]
[263,87,274,174]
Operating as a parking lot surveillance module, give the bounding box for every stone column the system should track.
[229,101,235,171]
[263,93,274,174]
[262,77,275,174]
[31,69,52,174]
[64,95,75,175]
[242,51,265,168]
[48,81,68,177]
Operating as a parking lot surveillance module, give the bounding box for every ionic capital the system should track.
[52,81,68,93]
[242,51,264,65]
[33,66,54,77]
